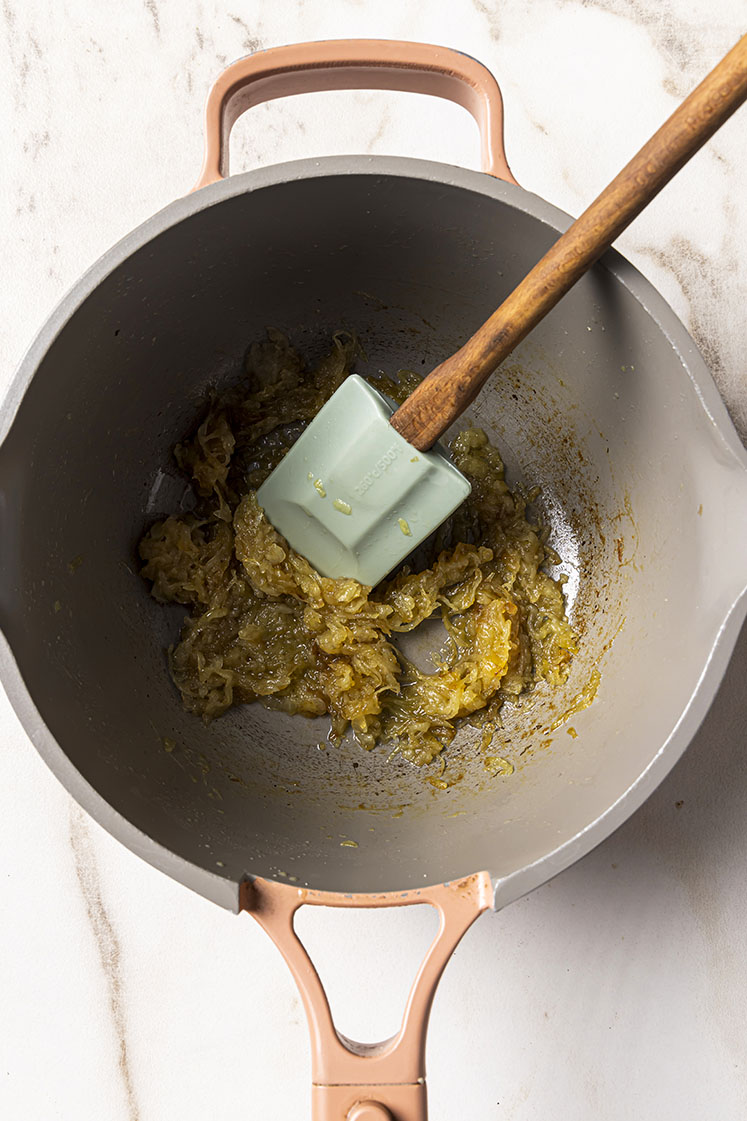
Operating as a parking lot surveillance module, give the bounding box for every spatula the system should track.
[257,35,747,585]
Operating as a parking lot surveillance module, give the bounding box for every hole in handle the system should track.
[293,902,439,1046]
[228,88,483,177]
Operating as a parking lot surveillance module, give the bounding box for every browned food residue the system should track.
[139,331,579,767]
[550,667,601,732]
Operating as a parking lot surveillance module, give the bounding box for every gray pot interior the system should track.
[1,161,745,901]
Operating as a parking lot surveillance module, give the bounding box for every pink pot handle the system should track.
[193,39,517,190]
[241,872,494,1121]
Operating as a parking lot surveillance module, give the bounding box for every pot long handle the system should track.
[193,39,516,190]
[240,872,494,1121]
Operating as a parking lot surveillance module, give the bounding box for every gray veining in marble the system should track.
[70,806,141,1120]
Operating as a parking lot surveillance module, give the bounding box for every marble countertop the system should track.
[1,2,746,1119]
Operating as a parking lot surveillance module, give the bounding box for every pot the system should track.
[1,40,746,1121]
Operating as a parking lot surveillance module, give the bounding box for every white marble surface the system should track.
[1,2,746,1119]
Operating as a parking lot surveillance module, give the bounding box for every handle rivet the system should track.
[347,1101,394,1121]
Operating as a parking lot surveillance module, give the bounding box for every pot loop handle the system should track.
[193,39,517,190]
[241,872,494,1121]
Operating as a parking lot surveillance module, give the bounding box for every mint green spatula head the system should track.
[256,375,471,585]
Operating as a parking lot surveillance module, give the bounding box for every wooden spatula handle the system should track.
[390,34,747,452]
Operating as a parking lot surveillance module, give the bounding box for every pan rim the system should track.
[1,154,745,909]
